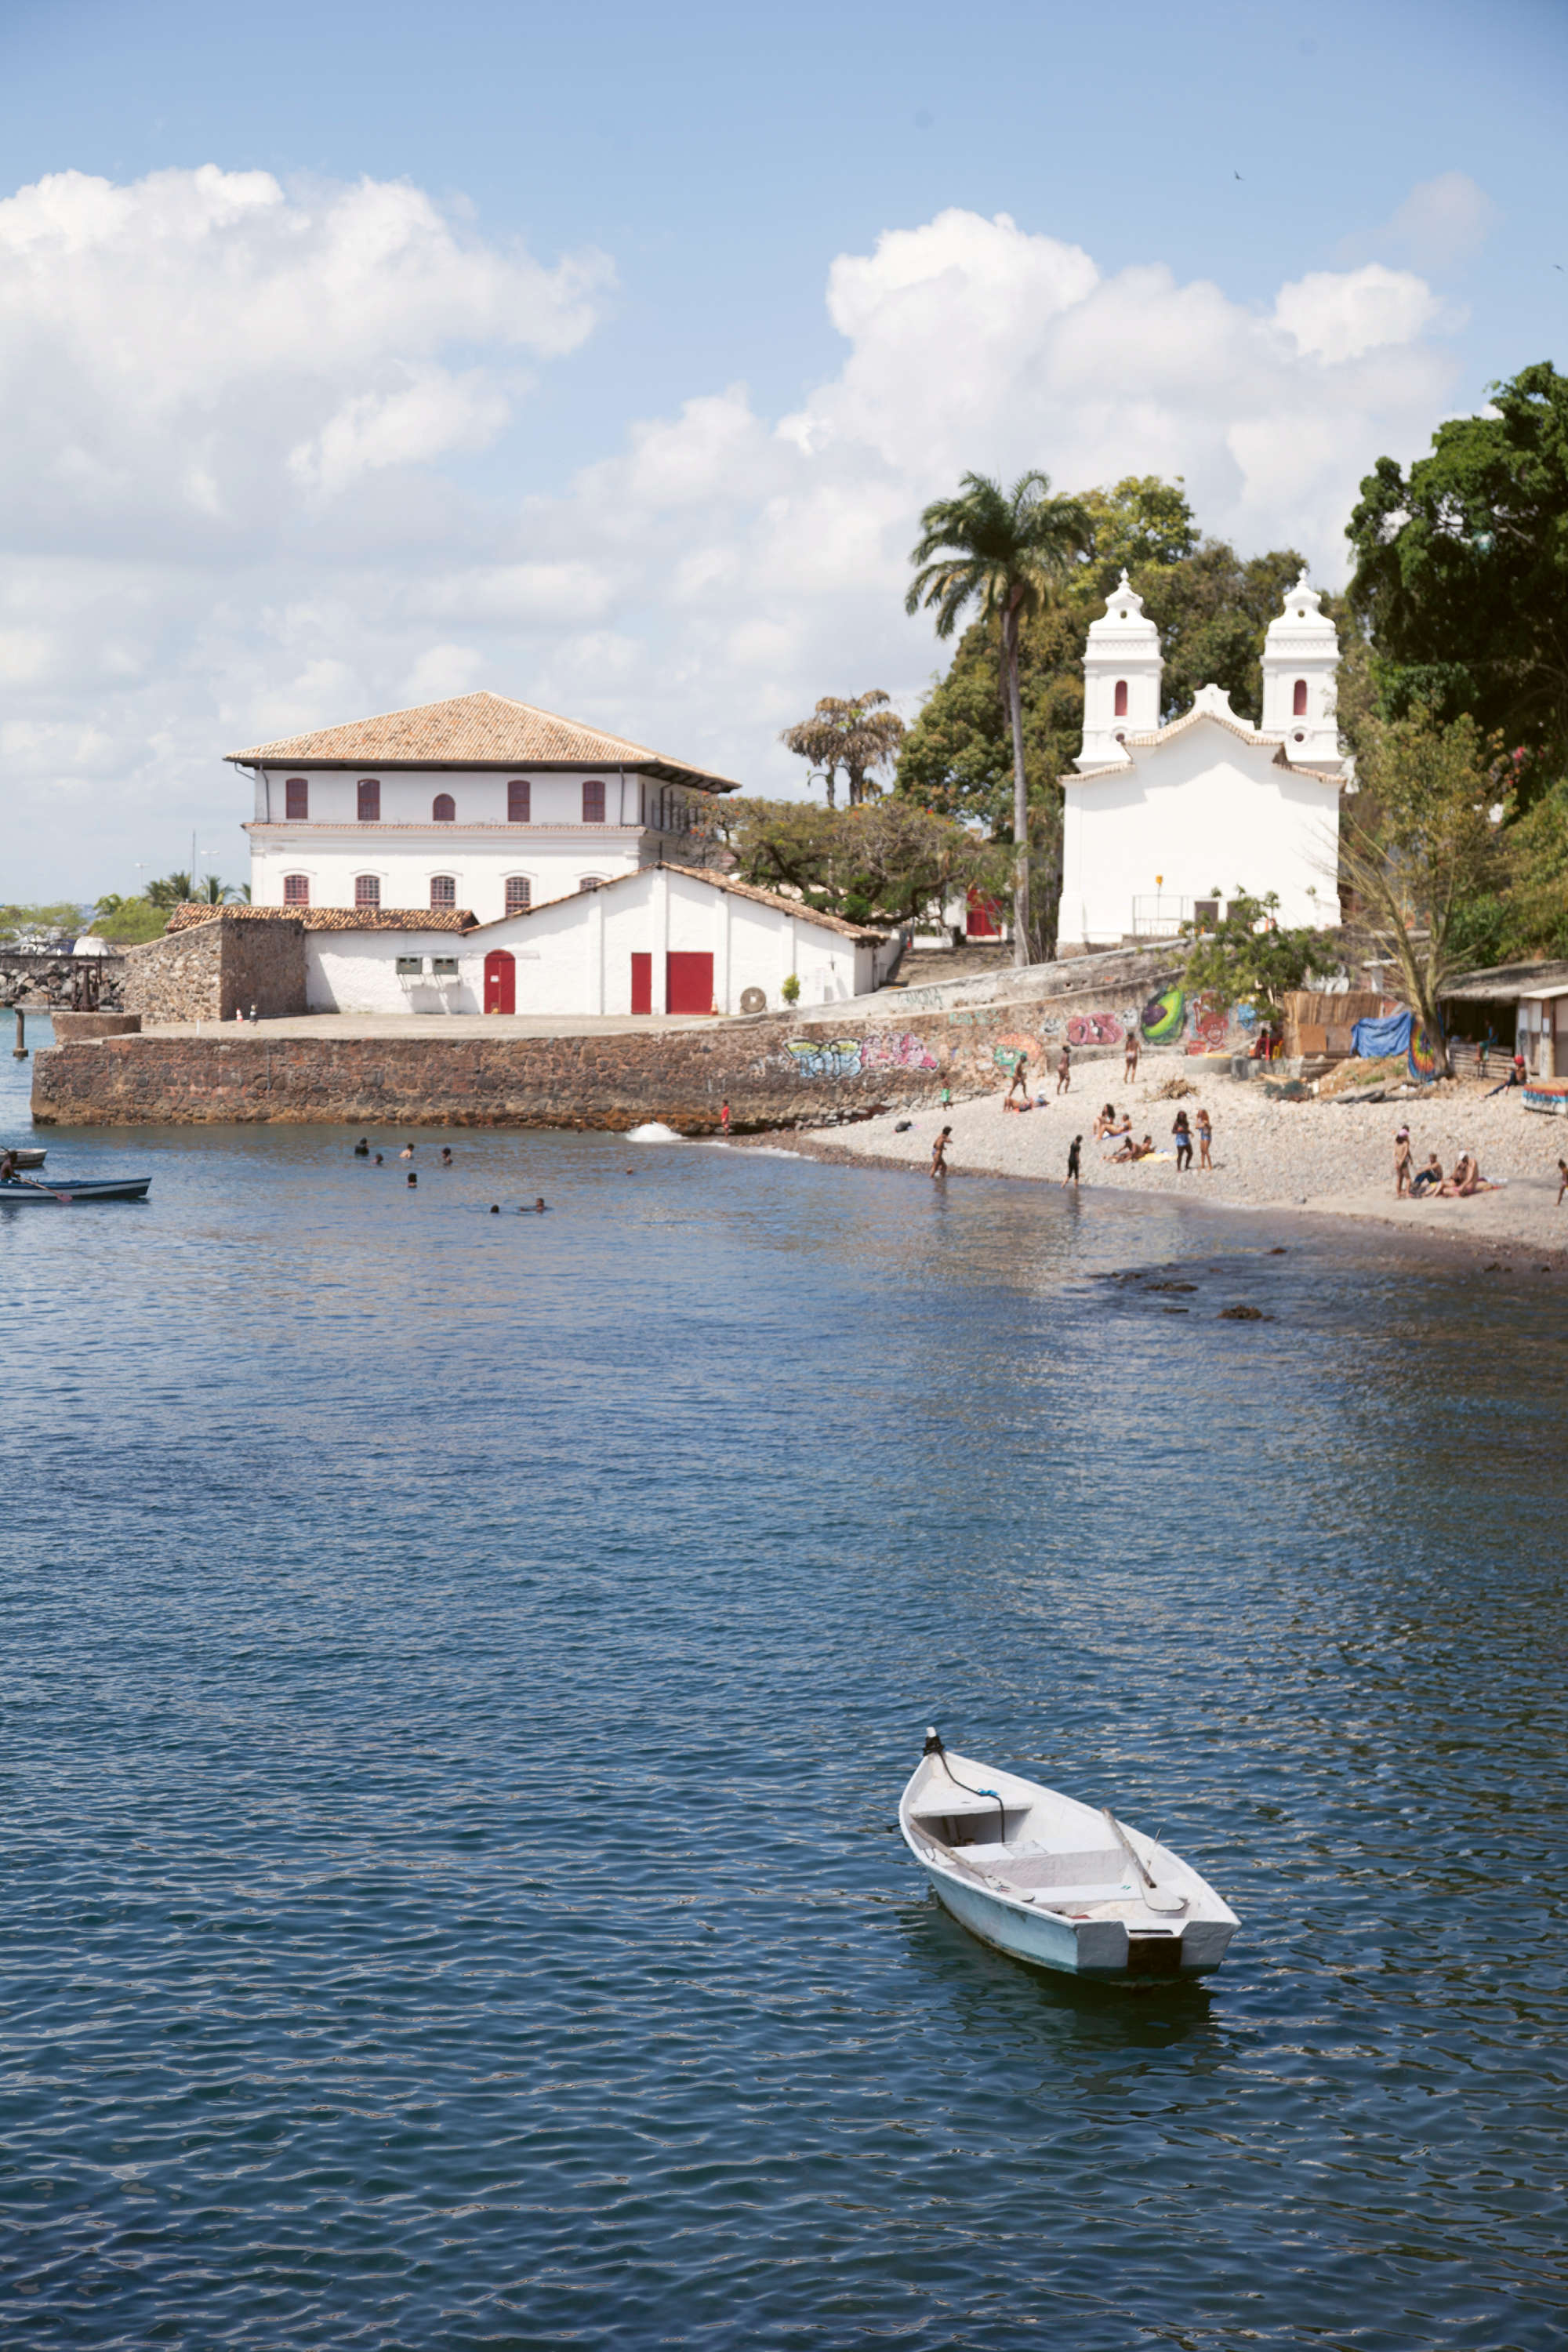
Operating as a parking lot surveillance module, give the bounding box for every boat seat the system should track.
[962,1844,1127,1890]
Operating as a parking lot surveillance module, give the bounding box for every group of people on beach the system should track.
[1090,1101,1214,1172]
[1393,1126,1497,1201]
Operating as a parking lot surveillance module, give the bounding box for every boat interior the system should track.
[908,1792,1133,1903]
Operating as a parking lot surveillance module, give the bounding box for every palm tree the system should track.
[781,691,906,808]
[906,470,1089,964]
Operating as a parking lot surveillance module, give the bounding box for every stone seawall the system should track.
[31,970,1202,1129]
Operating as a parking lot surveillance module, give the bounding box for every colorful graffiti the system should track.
[1066,1011,1125,1048]
[1408,1025,1440,1081]
[1185,991,1231,1054]
[991,1031,1041,1072]
[1140,985,1185,1044]
[785,1029,940,1080]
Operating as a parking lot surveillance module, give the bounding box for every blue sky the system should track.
[1,0,1564,898]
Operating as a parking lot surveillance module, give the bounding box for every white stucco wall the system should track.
[244,764,718,925]
[1058,724,1341,948]
[303,870,883,1016]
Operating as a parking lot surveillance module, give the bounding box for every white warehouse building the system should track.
[1058,570,1348,953]
[232,690,742,924]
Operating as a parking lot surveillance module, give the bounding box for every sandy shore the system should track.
[782,1054,1568,1262]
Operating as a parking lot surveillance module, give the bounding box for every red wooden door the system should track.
[966,887,1001,939]
[630,953,652,1014]
[484,949,515,1013]
[666,952,714,1014]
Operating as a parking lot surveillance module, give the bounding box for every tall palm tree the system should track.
[781,691,906,808]
[906,470,1089,964]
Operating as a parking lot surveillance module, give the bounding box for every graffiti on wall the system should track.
[991,1031,1041,1071]
[1185,991,1231,1053]
[1140,985,1185,1044]
[784,1030,940,1080]
[1066,1011,1125,1047]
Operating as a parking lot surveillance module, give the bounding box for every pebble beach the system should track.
[797,1053,1568,1261]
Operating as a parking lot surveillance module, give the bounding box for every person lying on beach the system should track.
[1410,1154,1443,1199]
[1439,1153,1497,1199]
[1099,1114,1131,1149]
[1092,1102,1116,1141]
[1111,1133,1156,1163]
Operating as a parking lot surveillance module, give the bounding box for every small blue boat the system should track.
[0,1174,151,1204]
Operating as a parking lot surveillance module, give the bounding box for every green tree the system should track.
[1347,361,1568,801]
[780,691,906,808]
[906,470,1091,964]
[1338,709,1506,1073]
[1180,891,1327,1021]
[0,902,86,944]
[716,797,996,929]
[715,799,844,904]
[144,871,195,909]
[1078,474,1200,588]
[89,895,169,944]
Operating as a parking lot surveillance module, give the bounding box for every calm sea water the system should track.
[2,1029,1566,2350]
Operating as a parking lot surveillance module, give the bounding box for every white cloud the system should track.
[1383,172,1501,273]
[1274,264,1443,363]
[0,180,1465,896]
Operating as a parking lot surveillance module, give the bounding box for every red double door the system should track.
[630,952,714,1014]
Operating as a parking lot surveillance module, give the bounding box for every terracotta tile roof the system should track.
[225,691,741,793]
[165,903,478,934]
[466,861,884,944]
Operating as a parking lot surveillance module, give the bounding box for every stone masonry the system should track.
[34,954,1192,1130]
[122,918,307,1025]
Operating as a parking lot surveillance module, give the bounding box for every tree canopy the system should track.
[1347,360,1568,803]
[716,797,1002,931]
[906,469,1091,961]
[780,691,905,808]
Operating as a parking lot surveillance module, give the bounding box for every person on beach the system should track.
[930,1127,952,1179]
[1196,1108,1213,1171]
[1004,1056,1030,1109]
[1093,1102,1116,1140]
[1100,1112,1131,1151]
[1558,1160,1568,1207]
[1172,1110,1192,1172]
[1394,1127,1413,1197]
[1439,1153,1482,1198]
[1124,1030,1140,1083]
[720,1099,731,1136]
[1411,1153,1443,1199]
[1064,1135,1082,1189]
[1055,1044,1072,1094]
[940,1084,952,1110]
[1112,1132,1155,1163]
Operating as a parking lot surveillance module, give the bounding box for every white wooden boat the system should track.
[900,1730,1239,1983]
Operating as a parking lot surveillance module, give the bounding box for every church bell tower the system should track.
[1261,570,1340,762]
[1076,573,1163,769]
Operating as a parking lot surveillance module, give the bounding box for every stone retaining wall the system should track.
[33,967,1196,1129]
[122,919,306,1025]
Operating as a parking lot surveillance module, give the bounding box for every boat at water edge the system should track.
[899,1729,1239,1983]
[1,1147,46,1168]
[0,1174,151,1204]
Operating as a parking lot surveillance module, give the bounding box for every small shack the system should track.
[1440,960,1568,1079]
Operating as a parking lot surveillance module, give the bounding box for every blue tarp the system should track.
[1350,1009,1414,1060]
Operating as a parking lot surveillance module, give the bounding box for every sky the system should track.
[2,0,1565,902]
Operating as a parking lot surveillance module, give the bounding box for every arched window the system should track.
[354,874,380,908]
[433,793,456,822]
[1113,680,1128,718]
[582,779,606,823]
[507,779,531,822]
[505,876,532,913]
[285,777,309,820]
[283,873,310,906]
[357,779,380,822]
[1293,679,1308,717]
[430,875,456,909]
[579,874,604,891]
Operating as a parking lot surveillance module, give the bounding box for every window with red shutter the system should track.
[582,779,606,823]
[357,779,380,822]
[284,874,310,906]
[507,780,531,822]
[285,778,309,820]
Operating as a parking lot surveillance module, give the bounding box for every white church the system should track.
[1057,569,1348,954]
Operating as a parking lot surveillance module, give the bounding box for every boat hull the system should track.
[901,1742,1238,1985]
[0,1177,151,1203]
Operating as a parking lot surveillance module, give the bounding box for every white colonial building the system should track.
[1058,571,1348,953]
[231,691,740,922]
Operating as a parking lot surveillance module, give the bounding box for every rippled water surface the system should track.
[3,1040,1566,2349]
